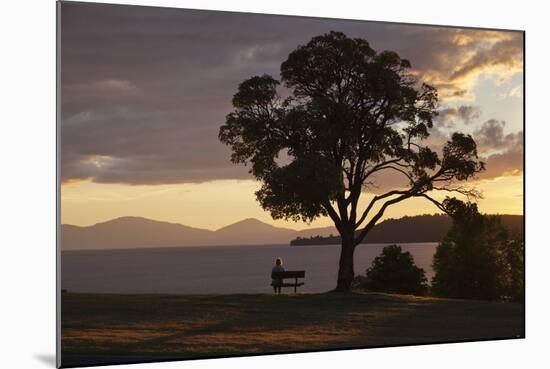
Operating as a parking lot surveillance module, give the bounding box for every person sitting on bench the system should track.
[271,257,285,294]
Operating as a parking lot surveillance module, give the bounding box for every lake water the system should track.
[61,243,438,294]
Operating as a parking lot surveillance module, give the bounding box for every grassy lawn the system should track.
[61,292,524,367]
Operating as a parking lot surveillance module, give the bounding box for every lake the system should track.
[61,243,438,294]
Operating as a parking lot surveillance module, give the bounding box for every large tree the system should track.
[219,32,484,291]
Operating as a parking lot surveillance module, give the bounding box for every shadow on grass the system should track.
[61,292,524,365]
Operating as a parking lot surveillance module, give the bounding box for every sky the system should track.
[60,2,524,230]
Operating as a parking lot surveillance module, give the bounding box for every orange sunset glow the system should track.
[60,5,523,231]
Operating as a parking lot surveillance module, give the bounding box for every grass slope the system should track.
[61,292,524,367]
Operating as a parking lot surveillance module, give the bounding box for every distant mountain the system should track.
[61,216,335,250]
[61,216,213,250]
[213,218,297,245]
[290,214,524,246]
[61,214,523,250]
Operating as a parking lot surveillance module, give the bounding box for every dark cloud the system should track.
[60,2,523,185]
[418,31,523,99]
[471,119,523,179]
[474,119,523,151]
[435,105,482,126]
[450,37,524,81]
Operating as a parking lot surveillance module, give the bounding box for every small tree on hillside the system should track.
[219,31,484,291]
[353,244,428,295]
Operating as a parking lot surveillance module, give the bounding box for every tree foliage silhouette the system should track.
[431,198,524,301]
[219,32,484,291]
[353,244,428,295]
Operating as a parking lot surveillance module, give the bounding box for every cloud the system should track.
[474,119,523,151]
[450,37,523,82]
[435,105,482,126]
[470,119,523,179]
[94,79,138,94]
[479,148,523,179]
[413,30,523,101]
[61,108,251,184]
[499,84,523,100]
[60,2,523,185]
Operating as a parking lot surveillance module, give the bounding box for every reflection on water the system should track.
[62,243,438,294]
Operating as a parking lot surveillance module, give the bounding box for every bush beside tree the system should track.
[353,244,428,295]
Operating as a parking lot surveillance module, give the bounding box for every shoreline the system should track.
[61,241,440,253]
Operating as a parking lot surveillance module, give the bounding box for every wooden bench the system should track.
[271,270,305,293]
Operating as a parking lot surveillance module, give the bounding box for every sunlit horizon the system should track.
[61,175,523,230]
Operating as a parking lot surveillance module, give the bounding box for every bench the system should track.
[271,270,305,293]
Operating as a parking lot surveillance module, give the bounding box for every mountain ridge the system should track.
[291,214,524,246]
[61,216,336,250]
[61,214,523,251]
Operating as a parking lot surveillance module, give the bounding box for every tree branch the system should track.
[372,165,414,183]
[362,158,404,180]
[355,189,410,228]
[354,192,413,246]
[431,186,483,200]
[418,194,446,212]
[323,201,343,234]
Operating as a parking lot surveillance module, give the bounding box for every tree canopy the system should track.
[219,31,485,290]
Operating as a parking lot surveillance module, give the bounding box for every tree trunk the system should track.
[335,234,356,292]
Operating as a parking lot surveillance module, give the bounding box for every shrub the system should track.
[353,244,428,295]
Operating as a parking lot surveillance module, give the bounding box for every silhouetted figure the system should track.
[271,257,285,294]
